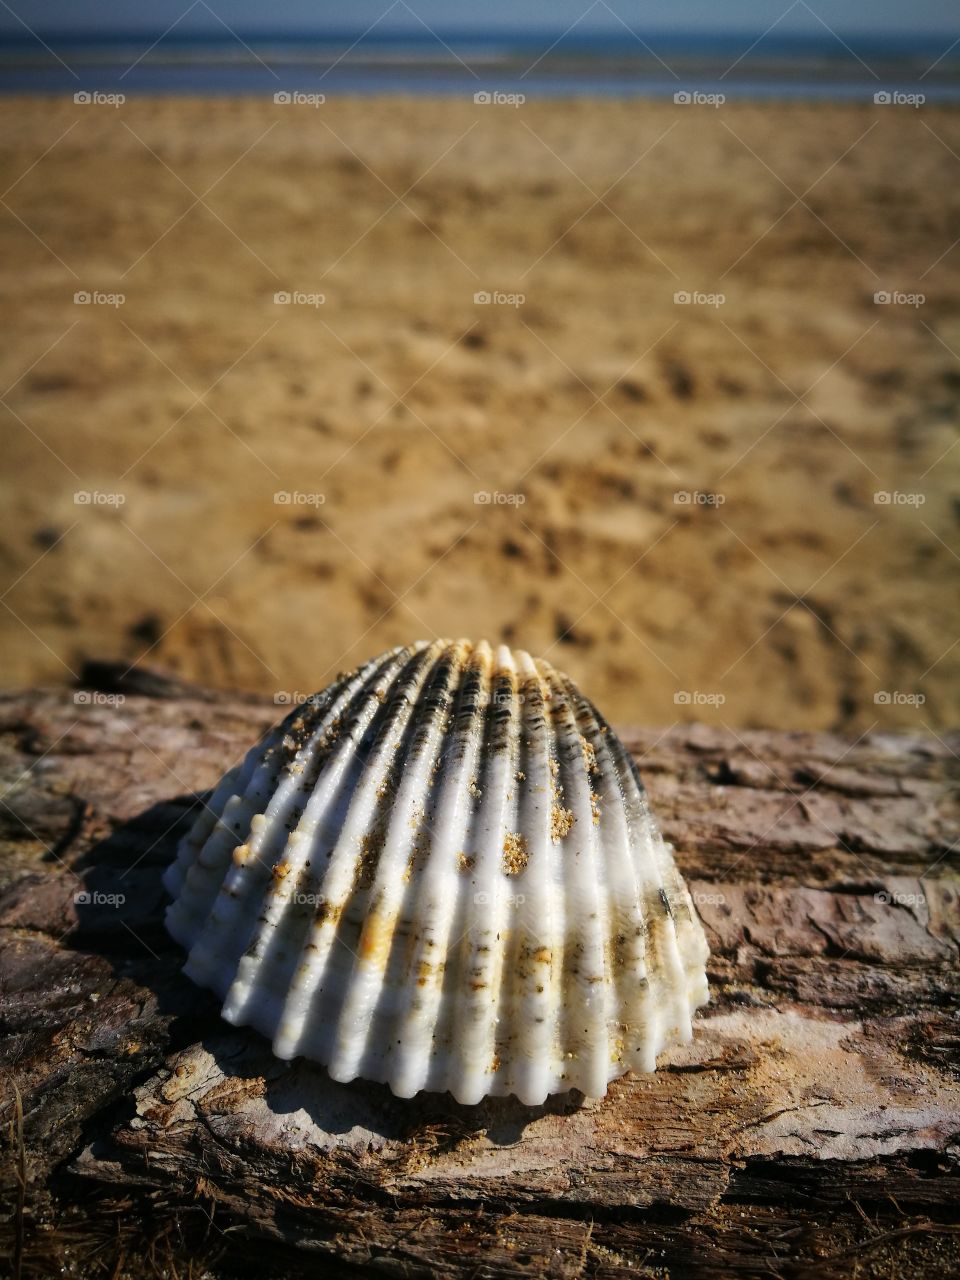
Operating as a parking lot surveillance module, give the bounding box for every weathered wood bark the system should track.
[1,669,958,1279]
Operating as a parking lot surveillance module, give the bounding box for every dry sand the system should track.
[1,95,958,730]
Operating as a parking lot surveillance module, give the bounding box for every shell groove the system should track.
[164,639,709,1105]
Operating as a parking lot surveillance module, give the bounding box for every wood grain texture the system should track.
[1,670,958,1279]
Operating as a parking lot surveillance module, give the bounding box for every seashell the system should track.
[164,640,709,1106]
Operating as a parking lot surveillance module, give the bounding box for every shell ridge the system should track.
[485,654,527,1100]
[182,654,404,998]
[273,643,443,1062]
[165,730,287,957]
[602,721,703,1058]
[277,642,444,1063]
[650,841,710,1018]
[219,646,418,1033]
[447,647,521,1104]
[331,642,469,1086]
[546,668,611,1097]
[499,651,559,1104]
[163,738,271,914]
[381,641,493,1098]
[560,677,653,1080]
[419,644,498,1096]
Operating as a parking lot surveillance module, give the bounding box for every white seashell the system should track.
[164,639,709,1106]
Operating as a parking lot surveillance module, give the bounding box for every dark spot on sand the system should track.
[28,371,74,393]
[616,377,647,402]
[32,527,63,550]
[663,359,695,399]
[554,612,585,647]
[716,374,745,396]
[128,613,162,647]
[834,481,860,508]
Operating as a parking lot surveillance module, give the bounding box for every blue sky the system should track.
[0,0,956,39]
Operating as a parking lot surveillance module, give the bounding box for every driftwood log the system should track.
[1,667,958,1279]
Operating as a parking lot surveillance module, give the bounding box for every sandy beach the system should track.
[1,94,957,729]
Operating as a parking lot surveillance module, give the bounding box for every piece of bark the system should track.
[0,682,958,1279]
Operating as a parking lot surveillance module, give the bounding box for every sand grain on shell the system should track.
[550,805,575,842]
[501,833,529,876]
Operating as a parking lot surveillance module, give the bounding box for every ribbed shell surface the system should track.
[163,640,709,1105]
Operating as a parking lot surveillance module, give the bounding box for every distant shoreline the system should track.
[1,70,958,102]
[1,30,957,99]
